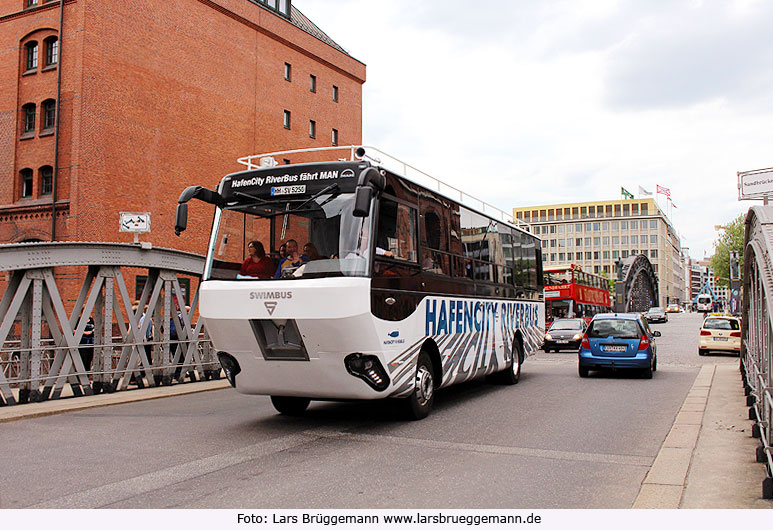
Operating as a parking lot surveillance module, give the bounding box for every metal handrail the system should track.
[236,145,532,232]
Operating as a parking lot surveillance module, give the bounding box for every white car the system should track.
[698,315,741,356]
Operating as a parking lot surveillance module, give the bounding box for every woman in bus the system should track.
[240,240,275,279]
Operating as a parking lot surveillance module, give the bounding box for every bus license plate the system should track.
[605,345,626,352]
[271,185,306,196]
[714,337,728,342]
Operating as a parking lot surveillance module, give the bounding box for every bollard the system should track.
[747,394,757,406]
[752,422,761,438]
[763,477,773,500]
[757,445,768,463]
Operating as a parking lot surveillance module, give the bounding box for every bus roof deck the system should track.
[235,145,533,235]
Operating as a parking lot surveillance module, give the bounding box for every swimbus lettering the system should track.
[425,299,539,336]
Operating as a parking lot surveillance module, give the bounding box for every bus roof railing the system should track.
[236,145,532,232]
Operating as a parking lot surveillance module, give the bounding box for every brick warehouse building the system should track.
[0,0,364,304]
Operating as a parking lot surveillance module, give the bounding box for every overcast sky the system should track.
[299,0,773,258]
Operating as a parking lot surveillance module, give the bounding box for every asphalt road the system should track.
[0,312,734,509]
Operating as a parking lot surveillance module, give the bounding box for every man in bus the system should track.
[273,239,309,278]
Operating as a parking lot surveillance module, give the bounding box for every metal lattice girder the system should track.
[0,242,204,275]
[741,206,773,494]
[0,242,216,407]
[615,253,659,312]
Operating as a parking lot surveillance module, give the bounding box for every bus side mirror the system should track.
[174,203,188,236]
[353,186,373,217]
[352,167,385,217]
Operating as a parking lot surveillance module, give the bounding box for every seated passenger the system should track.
[303,243,322,261]
[240,241,275,279]
[274,239,309,278]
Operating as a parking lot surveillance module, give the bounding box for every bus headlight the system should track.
[217,352,241,388]
[344,353,390,391]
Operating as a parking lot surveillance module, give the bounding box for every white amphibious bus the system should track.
[175,147,544,419]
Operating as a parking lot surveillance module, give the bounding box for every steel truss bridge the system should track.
[0,243,220,406]
[741,206,773,497]
[614,253,660,313]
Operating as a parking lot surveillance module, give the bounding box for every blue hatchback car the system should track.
[578,313,660,378]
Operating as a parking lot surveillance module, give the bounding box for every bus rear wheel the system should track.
[270,396,311,416]
[402,352,435,420]
[494,339,523,385]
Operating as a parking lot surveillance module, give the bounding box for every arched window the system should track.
[20,169,33,198]
[40,166,53,196]
[25,41,38,71]
[44,36,58,66]
[42,99,56,130]
[22,103,36,134]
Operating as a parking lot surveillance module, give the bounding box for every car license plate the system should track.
[605,345,626,352]
[271,185,306,196]
[557,340,568,344]
[714,337,728,342]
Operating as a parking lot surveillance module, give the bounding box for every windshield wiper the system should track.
[292,184,339,212]
[234,191,271,206]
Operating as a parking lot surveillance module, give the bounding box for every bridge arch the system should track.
[614,254,659,313]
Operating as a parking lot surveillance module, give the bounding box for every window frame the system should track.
[40,165,53,196]
[283,109,291,129]
[22,103,36,134]
[25,41,38,71]
[44,36,58,67]
[20,168,33,198]
[309,119,316,138]
[42,99,56,130]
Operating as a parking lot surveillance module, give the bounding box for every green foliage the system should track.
[599,270,615,292]
[710,214,745,287]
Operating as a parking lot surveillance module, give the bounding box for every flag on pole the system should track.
[638,186,653,197]
[621,187,634,199]
[657,185,671,197]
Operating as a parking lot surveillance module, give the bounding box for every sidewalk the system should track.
[634,363,772,508]
[0,379,230,424]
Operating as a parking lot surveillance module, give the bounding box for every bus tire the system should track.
[270,396,310,416]
[496,339,523,385]
[402,352,435,420]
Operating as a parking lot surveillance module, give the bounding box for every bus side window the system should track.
[421,208,450,275]
[378,198,418,262]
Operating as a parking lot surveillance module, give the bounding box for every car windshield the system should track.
[588,319,642,339]
[550,319,583,331]
[703,318,740,331]
[648,307,663,313]
[206,192,374,280]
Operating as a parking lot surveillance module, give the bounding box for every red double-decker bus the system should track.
[544,264,612,324]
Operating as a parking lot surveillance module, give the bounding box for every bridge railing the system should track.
[741,206,773,497]
[0,242,222,406]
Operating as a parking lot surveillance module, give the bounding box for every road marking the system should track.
[27,431,321,509]
[308,428,653,467]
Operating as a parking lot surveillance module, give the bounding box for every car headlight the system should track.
[545,334,553,341]
[573,334,582,341]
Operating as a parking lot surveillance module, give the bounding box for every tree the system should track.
[710,214,745,287]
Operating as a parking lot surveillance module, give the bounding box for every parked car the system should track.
[578,313,660,378]
[699,315,741,356]
[666,303,680,313]
[543,318,587,352]
[645,306,668,323]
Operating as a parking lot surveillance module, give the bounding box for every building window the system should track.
[40,165,52,195]
[258,0,291,18]
[26,0,38,8]
[20,168,33,197]
[284,62,291,81]
[332,128,338,146]
[603,251,610,259]
[309,74,316,93]
[44,37,58,66]
[651,235,658,244]
[22,103,36,133]
[26,41,38,71]
[612,250,619,259]
[283,110,290,129]
[650,250,658,258]
[309,120,316,138]
[650,220,657,229]
[332,85,339,102]
[42,99,56,130]
[585,252,592,260]
[621,235,628,245]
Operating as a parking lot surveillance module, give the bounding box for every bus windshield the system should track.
[206,192,374,280]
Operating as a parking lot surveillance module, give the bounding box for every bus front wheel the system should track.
[270,396,311,416]
[402,352,435,420]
